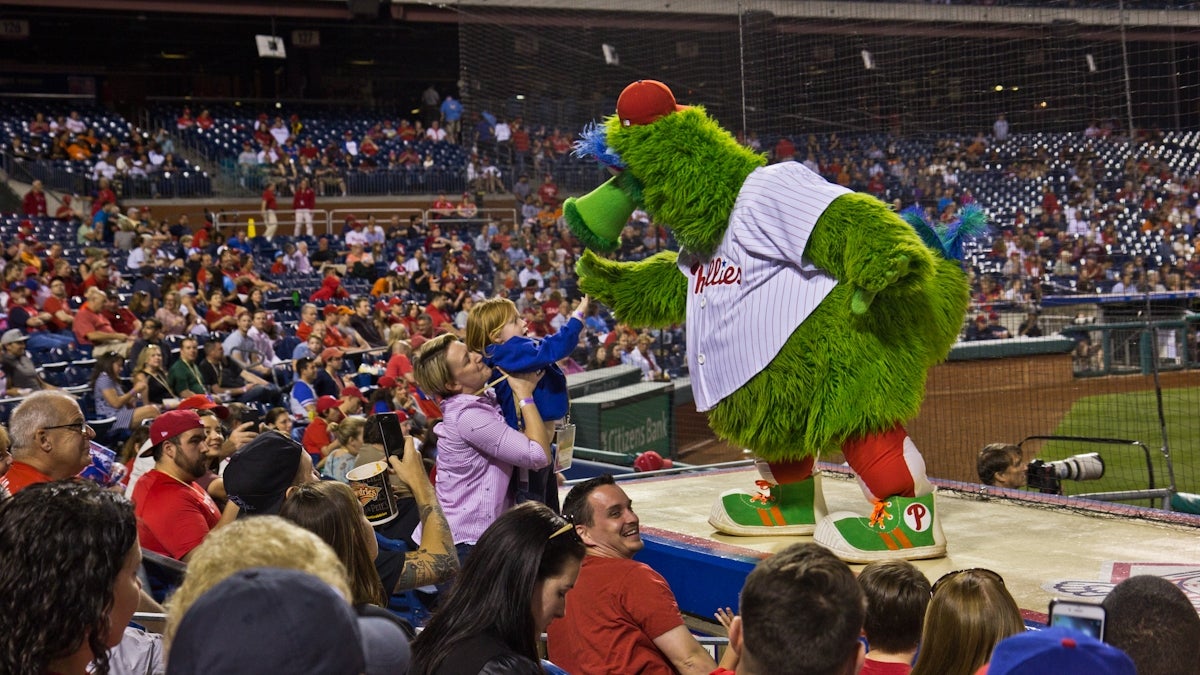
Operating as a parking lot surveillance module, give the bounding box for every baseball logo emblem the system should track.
[904,502,930,532]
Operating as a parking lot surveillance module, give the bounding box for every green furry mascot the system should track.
[566,80,982,562]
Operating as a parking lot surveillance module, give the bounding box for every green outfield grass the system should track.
[1038,387,1200,501]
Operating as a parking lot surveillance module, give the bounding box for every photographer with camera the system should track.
[978,442,1106,495]
[977,443,1027,489]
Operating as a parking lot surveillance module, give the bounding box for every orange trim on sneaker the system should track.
[891,527,913,548]
[757,509,773,527]
[878,532,899,550]
[769,506,784,525]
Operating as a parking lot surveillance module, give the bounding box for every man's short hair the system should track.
[739,543,865,675]
[858,560,930,654]
[411,333,459,398]
[977,443,1021,485]
[561,474,617,528]
[9,391,79,456]
[1102,575,1200,675]
[294,356,315,375]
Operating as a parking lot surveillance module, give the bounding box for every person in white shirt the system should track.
[623,334,663,381]
[93,158,117,181]
[518,259,544,290]
[65,111,87,134]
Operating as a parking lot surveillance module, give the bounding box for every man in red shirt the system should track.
[74,287,133,357]
[2,391,94,495]
[91,177,117,217]
[22,180,47,217]
[301,395,343,465]
[548,475,717,675]
[295,302,320,341]
[538,173,560,208]
[42,277,75,333]
[132,410,226,561]
[103,290,142,337]
[80,260,112,294]
[424,292,454,335]
[260,181,279,241]
[293,177,316,237]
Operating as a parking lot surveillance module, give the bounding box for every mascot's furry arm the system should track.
[575,249,688,328]
[804,192,936,315]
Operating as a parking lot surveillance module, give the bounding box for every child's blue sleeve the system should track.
[484,317,584,372]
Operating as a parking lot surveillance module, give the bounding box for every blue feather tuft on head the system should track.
[901,206,946,256]
[941,204,988,262]
[572,122,626,170]
[900,204,988,262]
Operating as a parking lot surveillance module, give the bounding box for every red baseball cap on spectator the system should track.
[23,266,38,277]
[341,386,368,404]
[140,410,204,457]
[377,376,397,389]
[617,80,690,127]
[316,396,341,413]
[177,394,230,420]
[320,347,345,361]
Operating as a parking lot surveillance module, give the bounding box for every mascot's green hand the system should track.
[851,288,877,315]
[575,249,619,306]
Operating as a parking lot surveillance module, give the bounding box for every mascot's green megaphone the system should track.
[563,175,636,252]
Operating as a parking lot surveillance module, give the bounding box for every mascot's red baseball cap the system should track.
[617,80,689,127]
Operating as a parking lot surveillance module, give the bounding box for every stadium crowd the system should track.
[4,94,1200,673]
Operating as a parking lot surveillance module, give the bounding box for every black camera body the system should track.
[1026,459,1062,494]
[1026,452,1105,495]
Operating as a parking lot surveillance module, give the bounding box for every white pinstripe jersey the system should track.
[678,162,851,411]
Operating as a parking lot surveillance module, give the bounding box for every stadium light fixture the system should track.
[1086,53,1097,73]
[861,50,875,70]
[994,85,1004,92]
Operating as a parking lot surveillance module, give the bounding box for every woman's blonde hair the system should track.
[328,415,367,446]
[465,297,519,354]
[910,568,1024,675]
[133,344,162,374]
[164,516,350,644]
[412,333,460,398]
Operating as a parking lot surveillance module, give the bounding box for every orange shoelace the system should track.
[868,499,893,528]
[750,480,776,504]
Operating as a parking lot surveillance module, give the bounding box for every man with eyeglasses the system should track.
[131,409,234,562]
[3,391,95,494]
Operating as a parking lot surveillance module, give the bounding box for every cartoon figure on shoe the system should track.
[566,79,981,562]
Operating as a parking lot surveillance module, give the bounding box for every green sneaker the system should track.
[814,492,946,563]
[708,473,827,536]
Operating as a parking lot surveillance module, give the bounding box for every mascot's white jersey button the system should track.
[700,297,707,308]
[697,354,706,365]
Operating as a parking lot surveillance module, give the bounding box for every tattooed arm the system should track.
[387,445,459,591]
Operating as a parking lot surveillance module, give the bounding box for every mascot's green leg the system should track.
[814,492,946,563]
[708,459,828,536]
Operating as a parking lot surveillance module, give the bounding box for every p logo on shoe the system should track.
[904,501,931,532]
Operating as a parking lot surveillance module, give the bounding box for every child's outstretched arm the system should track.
[486,297,591,373]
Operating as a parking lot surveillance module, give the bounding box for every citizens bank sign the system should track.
[601,409,670,456]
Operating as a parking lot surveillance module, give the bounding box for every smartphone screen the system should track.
[1048,599,1106,640]
[375,413,406,459]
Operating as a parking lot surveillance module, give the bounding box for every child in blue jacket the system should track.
[466,295,589,508]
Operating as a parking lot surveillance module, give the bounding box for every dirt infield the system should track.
[676,353,1200,485]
